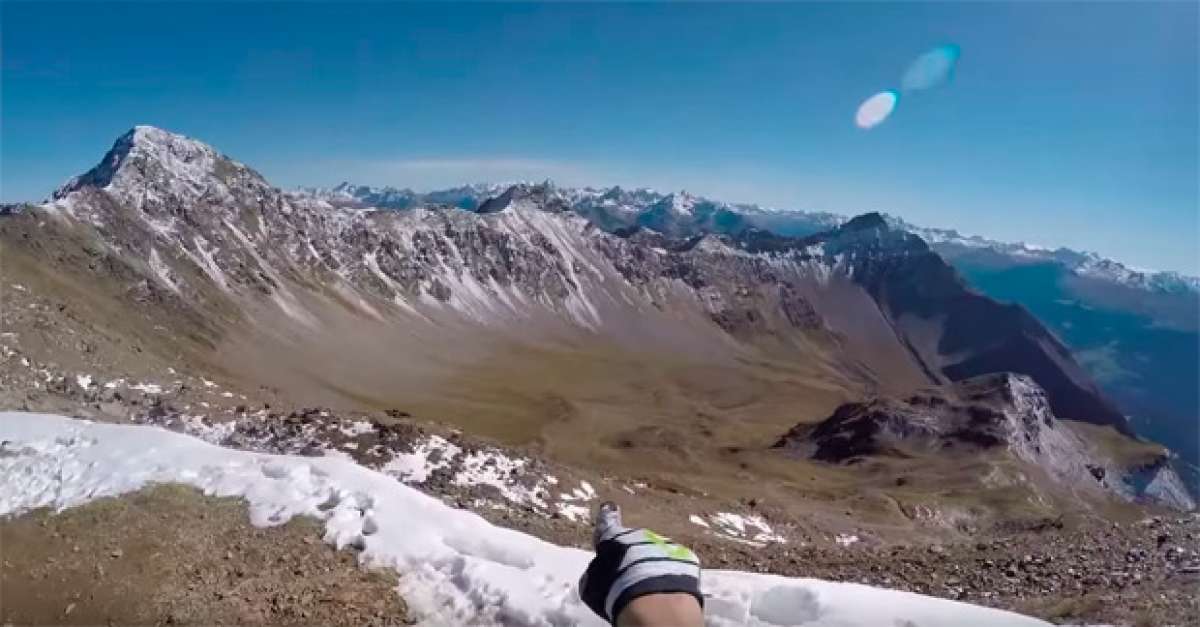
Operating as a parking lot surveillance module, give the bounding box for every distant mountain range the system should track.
[299,181,1198,296]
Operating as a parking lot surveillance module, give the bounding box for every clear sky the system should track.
[3,2,1197,273]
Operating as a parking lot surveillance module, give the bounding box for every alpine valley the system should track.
[2,127,1197,624]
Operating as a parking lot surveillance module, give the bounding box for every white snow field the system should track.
[0,412,1049,626]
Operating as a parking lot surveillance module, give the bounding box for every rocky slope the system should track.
[693,512,1200,626]
[814,214,1132,434]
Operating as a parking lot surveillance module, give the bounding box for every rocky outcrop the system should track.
[1125,457,1197,512]
[775,374,1068,462]
[775,374,1194,510]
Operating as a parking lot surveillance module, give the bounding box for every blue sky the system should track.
[3,2,1197,273]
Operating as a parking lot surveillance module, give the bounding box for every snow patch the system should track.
[555,503,591,523]
[380,436,461,484]
[180,415,238,444]
[560,480,597,503]
[148,248,180,293]
[702,512,787,546]
[339,420,374,437]
[188,235,230,291]
[454,449,545,508]
[835,533,861,547]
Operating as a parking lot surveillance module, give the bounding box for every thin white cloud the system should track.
[381,158,566,171]
[340,157,588,190]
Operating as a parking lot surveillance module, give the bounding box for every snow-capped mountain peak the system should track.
[51,125,265,211]
[666,190,698,216]
[1073,254,1200,293]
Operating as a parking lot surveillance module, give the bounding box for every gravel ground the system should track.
[683,513,1200,626]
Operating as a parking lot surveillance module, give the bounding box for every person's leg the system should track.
[578,502,704,627]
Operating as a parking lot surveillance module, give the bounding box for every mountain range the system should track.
[295,178,1200,490]
[2,126,1193,530]
[300,180,1198,296]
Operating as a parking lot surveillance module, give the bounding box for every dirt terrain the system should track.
[0,484,410,626]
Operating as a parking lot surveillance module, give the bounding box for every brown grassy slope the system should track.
[0,211,229,382]
[0,484,408,626]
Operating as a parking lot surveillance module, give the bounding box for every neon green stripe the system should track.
[644,529,694,561]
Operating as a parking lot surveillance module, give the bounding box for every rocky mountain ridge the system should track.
[895,219,1200,296]
[298,181,1198,295]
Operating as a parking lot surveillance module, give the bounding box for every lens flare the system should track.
[855,90,898,129]
[901,44,961,92]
